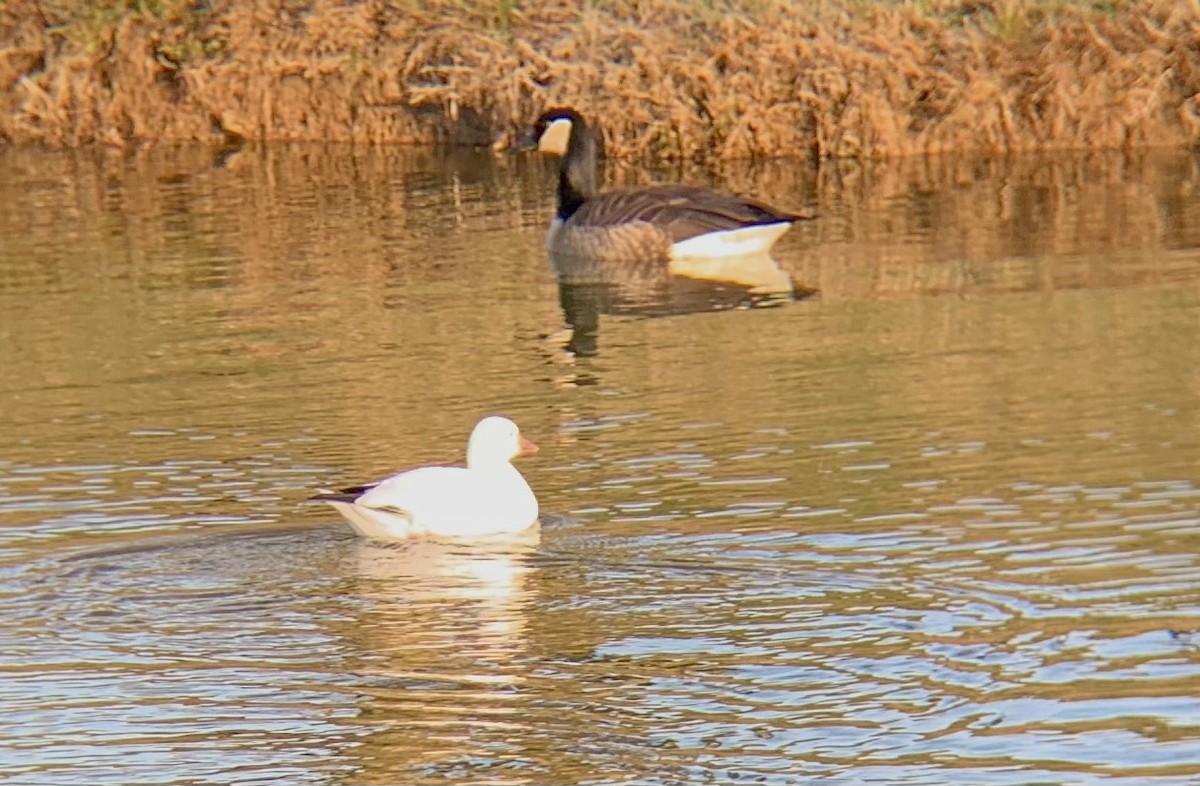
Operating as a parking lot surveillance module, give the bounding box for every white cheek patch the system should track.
[538,118,574,155]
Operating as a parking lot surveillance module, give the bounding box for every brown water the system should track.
[1,145,1199,785]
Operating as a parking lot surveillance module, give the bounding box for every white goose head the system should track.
[466,416,539,468]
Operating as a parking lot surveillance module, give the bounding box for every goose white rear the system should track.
[312,416,539,541]
[669,222,794,259]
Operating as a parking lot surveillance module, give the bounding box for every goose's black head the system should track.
[513,107,588,158]
[529,107,587,157]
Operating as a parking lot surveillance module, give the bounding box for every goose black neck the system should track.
[556,118,598,221]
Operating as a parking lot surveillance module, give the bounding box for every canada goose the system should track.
[522,107,804,262]
[311,416,539,541]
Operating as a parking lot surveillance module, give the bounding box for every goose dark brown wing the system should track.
[571,185,798,244]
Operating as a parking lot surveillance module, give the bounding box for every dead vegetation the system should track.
[2,0,1198,157]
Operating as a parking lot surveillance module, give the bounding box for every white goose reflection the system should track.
[340,531,540,781]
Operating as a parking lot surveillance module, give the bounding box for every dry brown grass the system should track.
[2,0,1198,157]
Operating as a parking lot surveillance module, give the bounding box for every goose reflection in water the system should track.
[551,249,816,356]
[340,533,539,778]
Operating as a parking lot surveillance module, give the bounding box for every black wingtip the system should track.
[309,492,356,504]
[309,483,376,504]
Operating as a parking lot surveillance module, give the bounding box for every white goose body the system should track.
[525,107,805,263]
[313,416,539,541]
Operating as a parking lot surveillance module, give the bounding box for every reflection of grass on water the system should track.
[3,0,1198,155]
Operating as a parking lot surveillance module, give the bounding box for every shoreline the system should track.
[2,0,1198,159]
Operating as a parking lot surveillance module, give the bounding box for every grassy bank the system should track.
[2,0,1198,158]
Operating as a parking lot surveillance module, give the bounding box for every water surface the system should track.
[1,145,1199,784]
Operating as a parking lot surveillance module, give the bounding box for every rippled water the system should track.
[1,145,1199,784]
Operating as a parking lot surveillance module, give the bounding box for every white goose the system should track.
[312,416,540,541]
